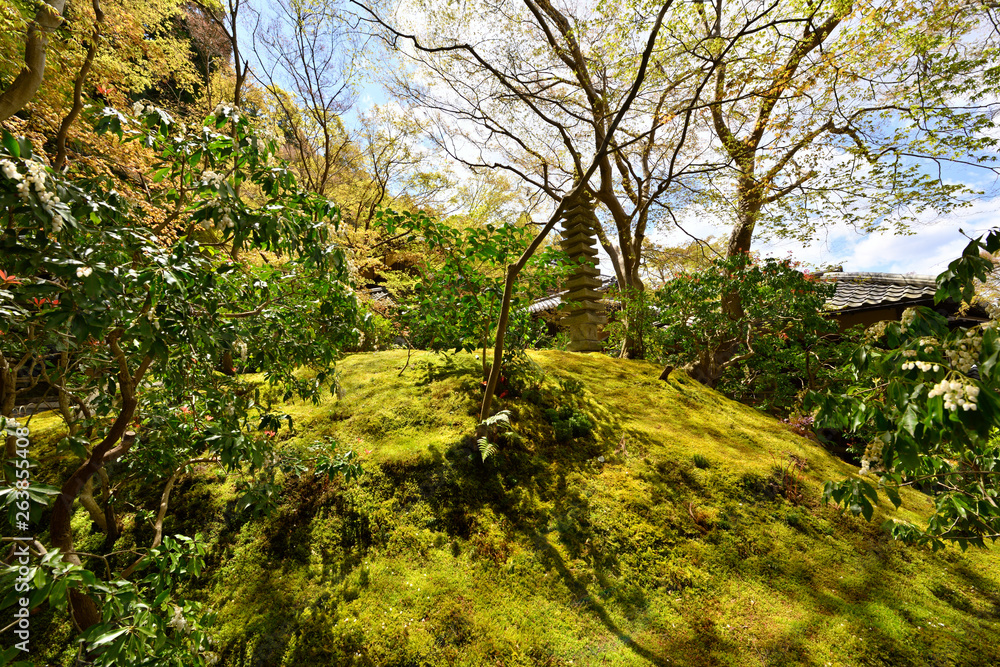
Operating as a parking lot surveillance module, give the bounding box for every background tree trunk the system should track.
[0,0,67,122]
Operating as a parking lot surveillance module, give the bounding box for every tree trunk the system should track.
[0,0,68,122]
[721,174,762,317]
[1,355,16,457]
[587,198,647,358]
[686,177,761,386]
[478,0,673,422]
[220,349,236,375]
[100,468,120,550]
[51,343,148,630]
[620,250,648,358]
[617,284,647,360]
[52,429,136,630]
[53,0,104,171]
[683,339,743,388]
[78,476,108,533]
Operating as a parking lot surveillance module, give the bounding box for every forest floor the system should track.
[34,350,1000,666]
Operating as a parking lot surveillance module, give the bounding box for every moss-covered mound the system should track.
[45,350,1000,665]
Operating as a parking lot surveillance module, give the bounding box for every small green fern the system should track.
[477,410,512,462]
[477,437,497,462]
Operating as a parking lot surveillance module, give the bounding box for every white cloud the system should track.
[624,195,1000,283]
[760,196,1000,275]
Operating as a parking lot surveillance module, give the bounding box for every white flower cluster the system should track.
[213,103,239,122]
[1,157,62,229]
[258,125,281,144]
[200,170,225,188]
[900,307,917,331]
[203,197,236,231]
[76,266,93,278]
[900,331,983,375]
[3,417,23,434]
[918,338,938,353]
[167,605,189,633]
[928,379,979,411]
[860,438,885,476]
[1,159,17,180]
[133,100,174,125]
[902,360,940,372]
[943,330,982,374]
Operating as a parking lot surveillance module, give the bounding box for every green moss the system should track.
[29,350,1000,665]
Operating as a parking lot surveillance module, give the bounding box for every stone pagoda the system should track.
[558,191,607,352]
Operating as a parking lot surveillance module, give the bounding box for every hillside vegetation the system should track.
[35,350,1000,666]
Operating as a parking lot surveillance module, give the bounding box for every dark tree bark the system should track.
[49,332,150,630]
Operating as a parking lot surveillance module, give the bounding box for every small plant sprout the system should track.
[477,410,514,462]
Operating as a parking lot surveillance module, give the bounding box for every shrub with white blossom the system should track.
[811,232,1000,550]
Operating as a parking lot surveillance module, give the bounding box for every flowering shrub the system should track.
[810,231,1000,549]
[782,414,817,440]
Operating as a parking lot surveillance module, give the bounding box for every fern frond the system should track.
[477,410,511,462]
[483,409,511,427]
[477,436,497,462]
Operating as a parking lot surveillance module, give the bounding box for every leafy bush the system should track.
[488,351,545,400]
[375,209,569,382]
[604,287,659,358]
[633,255,851,415]
[347,310,397,353]
[0,104,362,650]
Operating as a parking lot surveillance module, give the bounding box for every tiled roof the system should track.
[528,272,943,316]
[821,272,938,311]
[362,285,396,306]
[528,293,564,314]
[527,275,618,314]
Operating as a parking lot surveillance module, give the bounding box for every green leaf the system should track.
[884,484,902,510]
[152,589,170,608]
[1,131,19,159]
[900,405,919,437]
[860,496,874,522]
[0,645,24,665]
[90,627,129,647]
